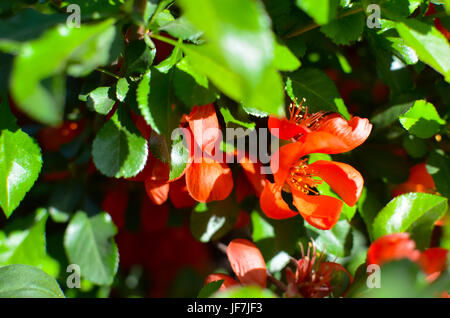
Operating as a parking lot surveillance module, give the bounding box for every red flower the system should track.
[285,242,352,298]
[367,233,448,283]
[268,99,372,154]
[367,233,421,266]
[260,141,364,230]
[182,104,234,203]
[392,163,436,197]
[205,239,267,290]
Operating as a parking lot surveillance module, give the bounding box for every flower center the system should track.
[288,98,328,130]
[287,159,323,194]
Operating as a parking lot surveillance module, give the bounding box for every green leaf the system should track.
[197,280,224,298]
[357,187,383,240]
[251,210,275,242]
[273,39,301,71]
[11,19,119,125]
[190,198,239,242]
[370,102,413,131]
[177,0,284,116]
[399,100,445,138]
[295,0,338,25]
[155,41,183,74]
[372,193,448,249]
[168,129,190,181]
[0,209,59,277]
[0,264,64,298]
[213,286,277,298]
[137,68,174,136]
[287,68,350,119]
[116,78,129,103]
[219,105,256,130]
[87,86,116,115]
[64,211,119,286]
[92,107,148,178]
[305,219,352,258]
[427,149,450,198]
[173,63,218,107]
[402,134,428,158]
[395,19,450,83]
[320,11,365,45]
[159,16,203,43]
[124,40,156,76]
[0,97,17,131]
[0,8,66,43]
[0,129,42,218]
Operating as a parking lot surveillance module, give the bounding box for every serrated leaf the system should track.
[0,264,64,298]
[372,193,448,249]
[173,66,218,107]
[287,68,350,119]
[124,40,156,76]
[399,100,445,138]
[155,41,183,74]
[395,19,450,83]
[320,11,365,45]
[92,107,148,178]
[87,86,116,115]
[64,211,119,286]
[0,129,42,218]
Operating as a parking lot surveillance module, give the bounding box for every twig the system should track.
[284,6,364,39]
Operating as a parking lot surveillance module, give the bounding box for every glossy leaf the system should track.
[0,264,64,298]
[92,107,148,178]
[295,0,338,25]
[399,100,445,139]
[87,86,116,115]
[0,129,42,218]
[64,211,119,286]
[372,193,448,248]
[396,19,450,83]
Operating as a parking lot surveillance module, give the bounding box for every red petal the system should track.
[145,178,170,205]
[260,182,298,219]
[271,142,307,185]
[291,190,343,230]
[316,115,372,153]
[227,239,267,288]
[169,176,196,208]
[204,273,240,291]
[309,160,364,207]
[419,247,448,282]
[182,104,221,152]
[238,153,266,197]
[367,233,421,266]
[268,116,310,140]
[185,156,233,203]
